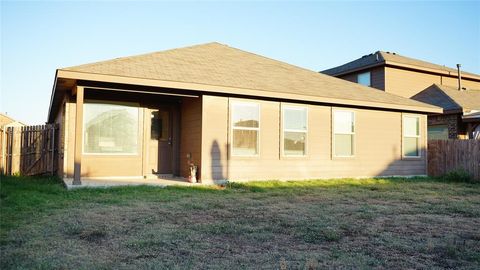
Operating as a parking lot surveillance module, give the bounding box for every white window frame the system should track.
[281,105,308,157]
[82,100,140,156]
[357,71,371,87]
[402,115,421,158]
[230,101,260,157]
[333,109,356,158]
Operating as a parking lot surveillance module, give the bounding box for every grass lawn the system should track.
[1,176,479,269]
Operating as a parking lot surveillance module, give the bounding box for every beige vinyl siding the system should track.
[201,95,426,182]
[440,76,480,90]
[370,67,386,90]
[385,67,480,98]
[180,97,203,179]
[200,95,229,181]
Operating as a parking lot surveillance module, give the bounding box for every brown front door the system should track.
[149,108,173,175]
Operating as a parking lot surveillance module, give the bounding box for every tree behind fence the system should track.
[428,139,480,181]
[1,124,58,176]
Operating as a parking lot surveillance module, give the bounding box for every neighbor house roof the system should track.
[49,43,441,121]
[0,113,25,128]
[411,84,480,114]
[322,51,480,81]
[462,111,480,122]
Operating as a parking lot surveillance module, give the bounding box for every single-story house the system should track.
[411,84,480,139]
[47,42,441,185]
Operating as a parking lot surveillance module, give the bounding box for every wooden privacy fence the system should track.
[428,139,480,181]
[1,124,58,176]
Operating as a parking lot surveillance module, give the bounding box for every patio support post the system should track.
[73,85,84,185]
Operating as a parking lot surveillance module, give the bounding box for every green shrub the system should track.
[442,169,473,183]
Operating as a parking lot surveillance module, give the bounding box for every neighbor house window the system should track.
[83,101,139,154]
[283,106,307,156]
[428,125,448,140]
[403,115,420,157]
[357,72,371,86]
[231,102,260,156]
[333,110,355,157]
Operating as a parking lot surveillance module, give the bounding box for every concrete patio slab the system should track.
[63,176,204,189]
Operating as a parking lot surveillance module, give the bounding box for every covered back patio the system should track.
[50,80,204,186]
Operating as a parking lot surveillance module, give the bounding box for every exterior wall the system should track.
[201,95,427,182]
[338,67,385,90]
[179,97,203,179]
[53,96,66,178]
[200,96,229,181]
[384,67,480,98]
[441,76,480,91]
[61,90,428,182]
[428,113,466,139]
[338,73,356,84]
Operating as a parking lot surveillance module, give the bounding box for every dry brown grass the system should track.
[1,177,479,269]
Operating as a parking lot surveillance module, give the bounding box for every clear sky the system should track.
[1,1,479,124]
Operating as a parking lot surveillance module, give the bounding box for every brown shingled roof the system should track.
[411,84,480,113]
[322,51,480,80]
[56,43,440,114]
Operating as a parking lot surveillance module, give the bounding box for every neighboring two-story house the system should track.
[322,51,480,139]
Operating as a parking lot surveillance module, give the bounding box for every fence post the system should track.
[51,125,55,175]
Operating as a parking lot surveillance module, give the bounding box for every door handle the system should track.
[168,137,172,145]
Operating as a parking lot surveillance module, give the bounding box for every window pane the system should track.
[232,103,259,128]
[428,125,448,140]
[284,131,306,156]
[404,137,419,157]
[232,129,258,155]
[335,134,354,156]
[150,110,170,141]
[151,111,160,140]
[404,117,419,136]
[334,111,354,134]
[284,107,307,131]
[84,102,138,154]
[358,72,371,86]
